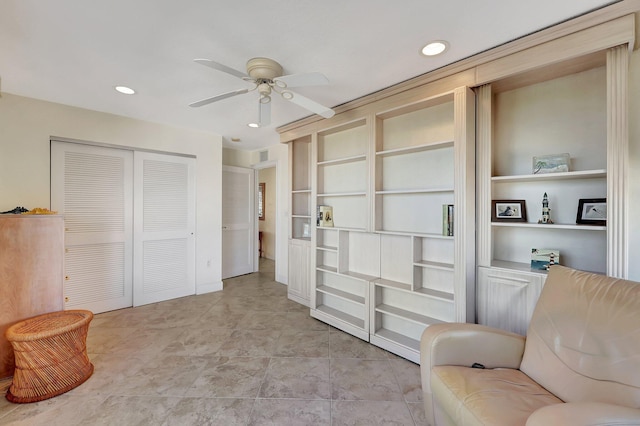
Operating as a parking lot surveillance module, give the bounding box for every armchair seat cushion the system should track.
[432,365,562,426]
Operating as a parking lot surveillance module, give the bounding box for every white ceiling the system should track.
[0,0,617,151]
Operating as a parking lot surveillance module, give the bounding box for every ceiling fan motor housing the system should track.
[246,57,283,80]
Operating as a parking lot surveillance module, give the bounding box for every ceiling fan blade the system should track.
[259,100,271,127]
[274,72,329,88]
[189,88,249,107]
[194,58,249,80]
[284,90,335,118]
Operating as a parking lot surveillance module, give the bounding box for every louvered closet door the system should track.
[51,141,134,313]
[133,152,196,306]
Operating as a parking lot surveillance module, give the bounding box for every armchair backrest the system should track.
[520,265,640,408]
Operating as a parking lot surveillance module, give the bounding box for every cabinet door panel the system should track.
[477,267,544,335]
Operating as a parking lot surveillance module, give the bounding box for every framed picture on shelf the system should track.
[532,153,570,174]
[576,198,606,226]
[492,200,527,222]
[531,248,560,271]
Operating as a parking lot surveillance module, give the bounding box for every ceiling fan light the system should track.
[281,91,294,100]
[421,41,449,56]
[260,95,271,104]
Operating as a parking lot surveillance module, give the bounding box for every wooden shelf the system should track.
[492,169,606,183]
[375,188,454,195]
[315,305,365,329]
[292,237,311,242]
[316,285,365,305]
[375,230,454,239]
[319,226,367,232]
[317,191,367,197]
[414,260,454,271]
[375,304,443,327]
[316,265,338,274]
[373,278,411,292]
[372,328,420,352]
[342,270,379,282]
[292,189,312,194]
[491,222,606,231]
[291,215,311,219]
[414,287,454,301]
[375,140,454,157]
[317,154,366,167]
[316,244,337,252]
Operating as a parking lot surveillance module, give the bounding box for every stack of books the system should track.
[442,204,454,236]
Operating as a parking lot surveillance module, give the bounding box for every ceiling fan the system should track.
[189,57,336,126]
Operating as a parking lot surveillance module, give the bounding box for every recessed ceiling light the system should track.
[247,123,260,128]
[421,41,449,57]
[114,85,136,95]
[231,137,241,142]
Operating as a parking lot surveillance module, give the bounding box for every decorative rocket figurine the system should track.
[538,192,553,224]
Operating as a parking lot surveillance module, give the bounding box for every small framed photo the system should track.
[533,153,570,174]
[576,198,606,226]
[492,200,527,222]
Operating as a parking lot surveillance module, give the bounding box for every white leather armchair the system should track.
[420,265,640,426]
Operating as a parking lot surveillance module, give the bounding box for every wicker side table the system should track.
[5,310,94,403]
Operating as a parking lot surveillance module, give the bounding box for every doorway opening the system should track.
[256,163,277,274]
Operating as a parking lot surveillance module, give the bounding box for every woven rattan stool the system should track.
[5,310,94,403]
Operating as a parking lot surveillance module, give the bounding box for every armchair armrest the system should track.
[420,323,526,426]
[526,402,640,425]
[420,323,526,370]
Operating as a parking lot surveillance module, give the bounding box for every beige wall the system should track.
[0,93,223,294]
[222,147,253,167]
[258,166,276,260]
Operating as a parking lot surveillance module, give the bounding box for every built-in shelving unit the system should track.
[476,42,629,335]
[281,9,633,362]
[305,87,475,363]
[288,136,312,306]
[367,88,474,362]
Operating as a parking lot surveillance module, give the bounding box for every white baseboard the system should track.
[196,281,223,295]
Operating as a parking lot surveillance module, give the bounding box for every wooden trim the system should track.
[476,84,492,267]
[476,14,635,85]
[607,44,629,278]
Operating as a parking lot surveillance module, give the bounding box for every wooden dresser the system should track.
[0,214,64,378]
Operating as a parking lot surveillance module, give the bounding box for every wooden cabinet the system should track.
[477,266,545,336]
[287,238,311,306]
[0,215,64,378]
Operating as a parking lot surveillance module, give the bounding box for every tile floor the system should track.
[0,259,427,425]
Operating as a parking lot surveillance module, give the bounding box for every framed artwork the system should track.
[576,198,606,226]
[258,182,265,221]
[532,153,570,174]
[492,200,527,222]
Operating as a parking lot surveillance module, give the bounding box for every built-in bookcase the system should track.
[288,136,312,306]
[282,11,632,363]
[476,44,629,335]
[307,87,475,363]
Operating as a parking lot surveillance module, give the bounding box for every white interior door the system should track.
[222,165,255,279]
[51,141,134,313]
[133,152,196,306]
